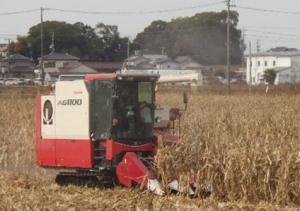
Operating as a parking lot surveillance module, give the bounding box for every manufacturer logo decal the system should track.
[43,100,53,125]
[57,99,82,106]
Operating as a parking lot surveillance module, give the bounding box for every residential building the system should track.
[1,54,35,78]
[41,52,80,70]
[125,54,157,69]
[82,61,123,73]
[175,56,202,70]
[39,52,96,80]
[0,44,8,57]
[125,52,201,71]
[246,50,300,85]
[123,52,203,85]
[122,68,203,86]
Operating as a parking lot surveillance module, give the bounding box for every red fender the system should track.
[116,152,154,188]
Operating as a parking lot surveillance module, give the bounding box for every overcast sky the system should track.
[1,0,300,52]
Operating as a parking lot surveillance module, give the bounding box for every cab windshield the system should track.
[111,81,154,141]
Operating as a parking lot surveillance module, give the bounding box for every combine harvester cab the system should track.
[35,73,193,195]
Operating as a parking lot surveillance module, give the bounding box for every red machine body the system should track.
[35,73,180,194]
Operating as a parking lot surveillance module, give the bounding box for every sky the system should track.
[1,0,300,52]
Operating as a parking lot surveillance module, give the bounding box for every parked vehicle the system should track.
[33,78,42,85]
[4,78,19,86]
[23,78,34,85]
[0,78,4,86]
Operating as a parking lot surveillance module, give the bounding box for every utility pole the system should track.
[249,41,252,95]
[40,7,44,85]
[241,28,246,66]
[226,0,231,94]
[256,40,260,53]
[127,36,130,59]
[5,38,11,80]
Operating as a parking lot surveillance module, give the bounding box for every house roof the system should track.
[175,56,192,64]
[151,57,172,64]
[83,61,123,72]
[143,54,168,60]
[127,54,169,62]
[4,53,32,62]
[245,51,300,58]
[6,66,34,73]
[174,56,202,69]
[42,52,80,61]
[45,63,97,75]
[126,55,142,62]
[61,64,96,74]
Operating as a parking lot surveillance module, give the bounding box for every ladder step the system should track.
[94,156,105,159]
[94,148,105,151]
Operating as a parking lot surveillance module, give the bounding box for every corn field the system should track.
[0,87,300,210]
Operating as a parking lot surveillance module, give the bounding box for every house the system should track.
[39,52,96,79]
[143,54,177,69]
[125,54,156,69]
[1,54,35,79]
[122,68,203,86]
[175,56,202,70]
[0,44,8,57]
[125,51,179,69]
[125,52,201,70]
[82,61,123,73]
[41,52,80,70]
[246,50,300,85]
[123,53,203,85]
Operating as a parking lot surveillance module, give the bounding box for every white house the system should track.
[246,51,300,85]
[122,69,203,86]
[41,52,80,70]
[38,52,96,80]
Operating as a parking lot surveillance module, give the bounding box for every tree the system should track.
[27,21,83,60]
[7,42,16,55]
[134,20,168,54]
[14,36,30,56]
[133,11,243,65]
[95,23,128,61]
[12,21,129,62]
[73,22,103,60]
[263,68,277,85]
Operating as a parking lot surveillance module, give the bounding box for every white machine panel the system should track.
[154,106,170,128]
[55,80,90,140]
[41,95,56,138]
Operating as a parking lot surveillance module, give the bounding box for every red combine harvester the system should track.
[35,73,190,195]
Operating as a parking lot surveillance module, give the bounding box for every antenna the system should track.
[50,32,55,53]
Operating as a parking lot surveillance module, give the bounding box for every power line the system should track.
[0,9,39,16]
[247,29,300,37]
[45,1,223,15]
[235,5,300,15]
[242,25,300,31]
[0,2,223,17]
[245,34,300,43]
[246,33,300,41]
